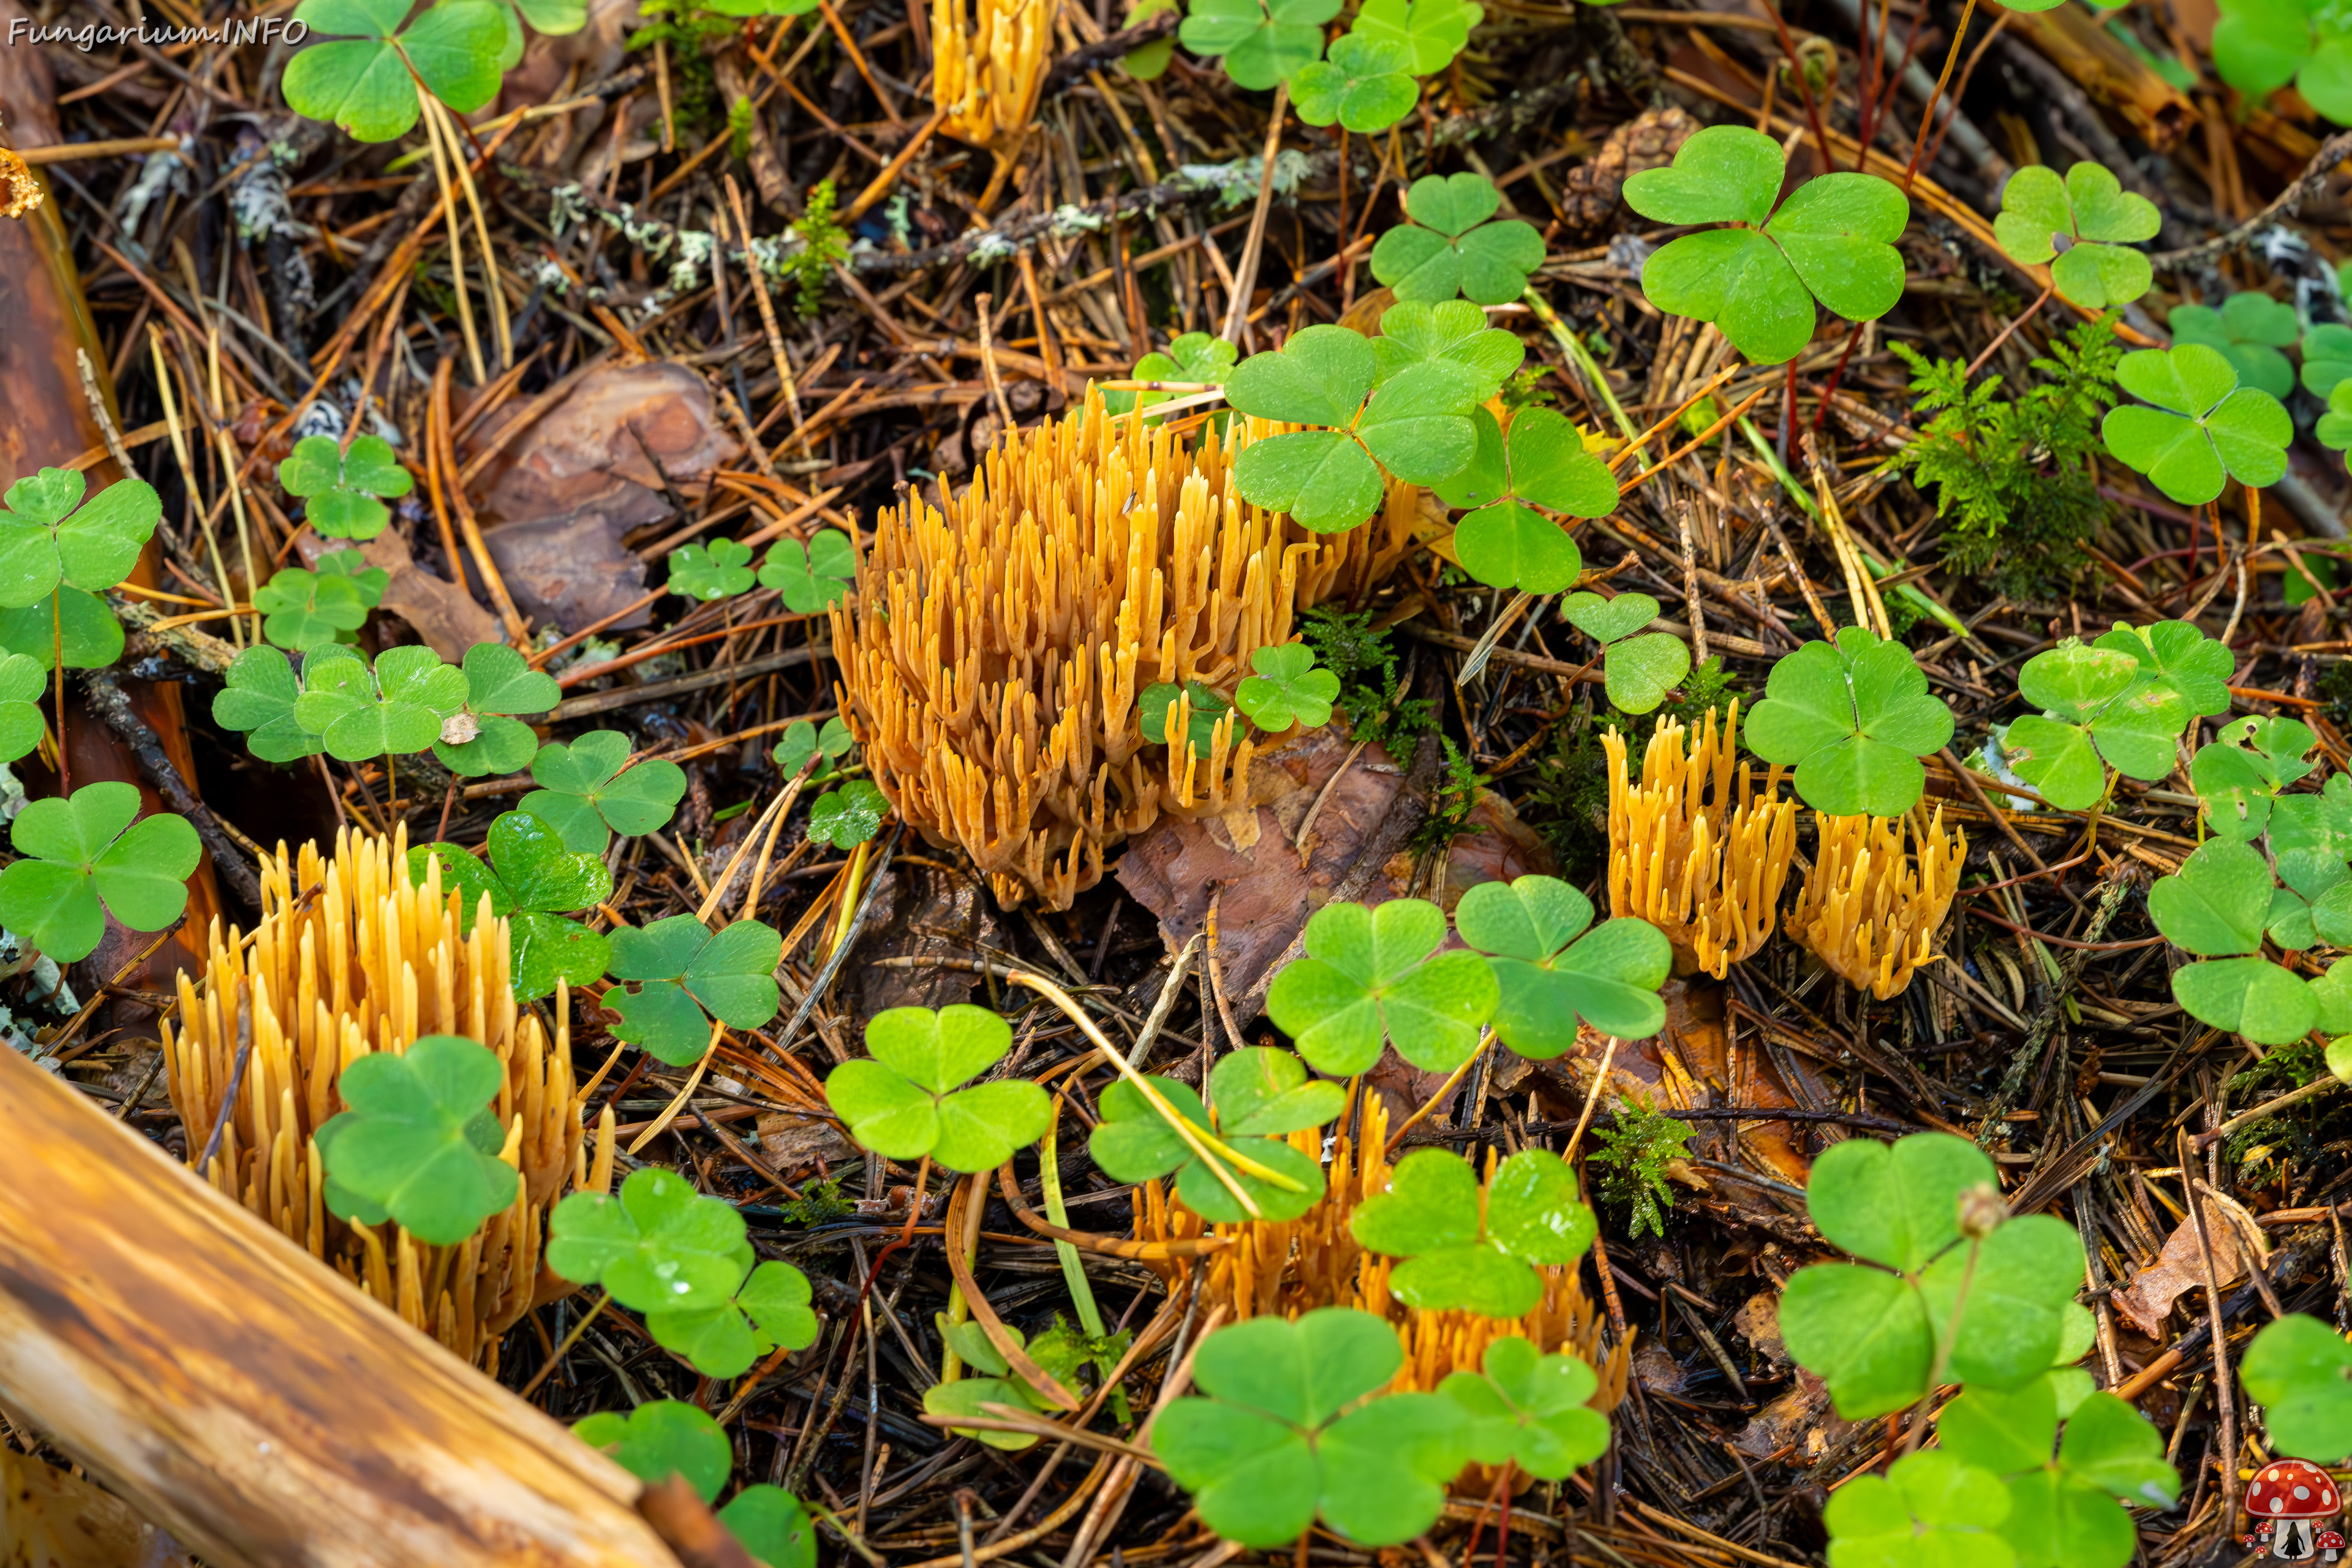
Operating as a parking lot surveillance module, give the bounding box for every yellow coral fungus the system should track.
[1604,701,1798,978]
[0,148,40,221]
[932,0,1049,151]
[160,826,609,1368]
[831,390,1411,909]
[1135,1091,1629,1403]
[1790,809,1967,999]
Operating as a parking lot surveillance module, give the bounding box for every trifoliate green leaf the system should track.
[1234,642,1339,731]
[1265,898,1499,1075]
[758,530,857,614]
[1453,874,1670,1052]
[2168,293,2299,399]
[409,809,613,1001]
[2101,343,2291,506]
[575,1401,732,1504]
[1370,172,1547,305]
[274,433,416,535]
[808,779,889,848]
[293,643,469,761]
[1352,1147,1594,1317]
[214,645,323,763]
[772,715,853,782]
[1349,0,1480,72]
[606,916,785,1063]
[315,1034,517,1244]
[521,729,688,851]
[434,641,559,776]
[1439,1337,1610,1481]
[669,537,756,601]
[1823,1450,2016,1568]
[1744,626,1955,816]
[0,780,201,962]
[1177,0,1338,88]
[282,0,506,142]
[1088,1055,1330,1223]
[1291,32,1417,132]
[0,469,160,608]
[1992,164,2158,309]
[824,1003,1049,1170]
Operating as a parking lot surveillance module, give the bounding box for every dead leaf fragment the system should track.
[2110,1192,2264,1337]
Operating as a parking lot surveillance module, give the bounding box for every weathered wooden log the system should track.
[0,1044,684,1568]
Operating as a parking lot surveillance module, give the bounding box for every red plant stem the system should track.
[1763,0,1837,172]
[1920,11,2011,173]
[1777,359,1797,469]
[1811,320,1869,434]
[1901,0,1980,194]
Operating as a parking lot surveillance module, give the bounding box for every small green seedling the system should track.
[213,646,323,763]
[521,729,689,852]
[315,1033,518,1245]
[1089,1046,1340,1221]
[1939,1371,2181,1567]
[2214,0,2352,124]
[0,467,159,609]
[1744,627,1956,817]
[824,1003,1050,1170]
[547,1166,819,1377]
[1621,126,1908,365]
[807,778,889,849]
[924,1315,1100,1448]
[1140,680,1234,758]
[293,644,469,763]
[669,538,756,601]
[2147,838,2323,1044]
[1352,0,1479,71]
[0,653,45,764]
[1370,173,1546,306]
[1436,405,1616,595]
[1453,874,1672,1051]
[2242,1314,2352,1462]
[1224,324,1479,533]
[276,433,415,535]
[605,915,785,1065]
[1991,164,2159,310]
[758,531,857,614]
[1234,643,1340,733]
[255,549,389,650]
[410,810,614,1001]
[1291,34,1417,130]
[1778,1133,2087,1419]
[575,1400,732,1502]
[2168,293,2300,399]
[772,716,853,783]
[0,586,123,671]
[1104,332,1238,418]
[1559,592,1690,715]
[1152,1308,1471,1547]
[0,781,200,962]
[1177,0,1338,89]
[1351,1147,1594,1316]
[1824,1450,2016,1567]
[2001,621,2228,810]
[1266,897,1500,1075]
[1439,1337,1611,1480]
[2101,344,2291,507]
[434,642,560,777]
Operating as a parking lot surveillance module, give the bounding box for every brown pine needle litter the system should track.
[1604,701,1798,978]
[831,388,1411,908]
[160,827,612,1367]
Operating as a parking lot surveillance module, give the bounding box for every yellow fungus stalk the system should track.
[160,826,609,1368]
[1790,809,1967,1000]
[1604,701,1797,977]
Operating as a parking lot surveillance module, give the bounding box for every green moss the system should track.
[1591,1095,1692,1240]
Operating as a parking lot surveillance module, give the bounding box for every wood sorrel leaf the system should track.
[522,729,689,851]
[826,1003,1049,1170]
[716,1485,816,1568]
[548,1166,753,1313]
[1823,1451,2015,1568]
[1265,898,1499,1075]
[0,469,160,608]
[575,1400,732,1503]
[213,646,323,764]
[0,780,200,962]
[1349,0,1479,73]
[668,537,756,601]
[2243,1314,2352,1462]
[1743,626,1954,816]
[1234,642,1339,731]
[757,530,856,613]
[1992,164,2158,309]
[2102,344,2291,506]
[275,433,415,534]
[1177,0,1337,89]
[1351,1147,1594,1316]
[1088,1065,1328,1223]
[315,1033,516,1245]
[1370,173,1544,304]
[1453,874,1671,1051]
[410,809,614,1000]
[1438,1336,1610,1480]
[2168,293,2299,398]
[1289,32,1416,132]
[1803,1129,1996,1275]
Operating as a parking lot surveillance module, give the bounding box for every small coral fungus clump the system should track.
[1137,1091,1630,1403]
[1790,809,1967,999]
[932,0,1049,153]
[1604,702,1798,977]
[161,826,605,1367]
[832,390,1411,909]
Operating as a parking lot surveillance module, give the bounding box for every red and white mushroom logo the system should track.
[2246,1460,2342,1561]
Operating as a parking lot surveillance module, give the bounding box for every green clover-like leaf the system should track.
[2168,293,2299,399]
[1803,1130,1997,1275]
[1104,331,1240,418]
[2187,713,2316,842]
[548,1166,753,1313]
[1088,1062,1330,1223]
[274,433,416,536]
[314,1033,517,1245]
[669,537,757,601]
[606,914,784,1064]
[1438,1337,1610,1481]
[293,643,469,762]
[0,469,161,609]
[522,729,689,851]
[1370,173,1547,305]
[2305,323,2352,398]
[1438,407,1612,594]
[2242,1313,2352,1463]
[409,810,613,1001]
[1265,897,1499,1075]
[772,715,853,783]
[0,586,123,671]
[717,1485,816,1568]
[1744,626,1954,816]
[2003,625,2217,810]
[1991,164,2158,309]
[1291,32,1417,132]
[575,1400,733,1504]
[282,0,507,143]
[1453,875,1669,1053]
[824,1003,1049,1170]
[254,564,372,650]
[1624,127,1908,364]
[432,641,560,777]
[1233,642,1339,731]
[1823,1450,2016,1568]
[808,779,889,849]
[1352,1147,1594,1317]
[1152,1309,1471,1547]
[757,530,857,614]
[1178,0,1339,89]
[0,652,43,764]
[1140,680,1235,760]
[2101,342,2291,507]
[1940,1374,2180,1568]
[1373,300,1526,403]
[1350,0,1479,71]
[213,645,324,764]
[0,780,201,962]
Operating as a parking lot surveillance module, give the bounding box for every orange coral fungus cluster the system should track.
[1790,809,1967,999]
[1136,1090,1628,1401]
[832,390,1411,909]
[161,826,609,1367]
[932,0,1049,151]
[1604,702,1797,977]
